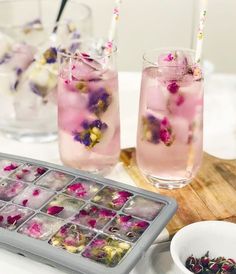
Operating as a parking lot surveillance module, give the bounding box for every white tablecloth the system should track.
[0,72,236,274]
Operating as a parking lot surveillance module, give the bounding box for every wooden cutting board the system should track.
[120,148,236,238]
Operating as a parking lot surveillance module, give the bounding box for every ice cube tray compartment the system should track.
[0,153,177,274]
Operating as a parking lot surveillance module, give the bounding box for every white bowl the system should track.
[170,221,236,274]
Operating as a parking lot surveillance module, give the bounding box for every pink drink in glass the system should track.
[58,45,120,173]
[136,49,203,188]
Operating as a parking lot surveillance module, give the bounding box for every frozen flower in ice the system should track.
[88,219,96,228]
[47,206,64,215]
[142,115,174,146]
[91,238,106,248]
[119,215,132,223]
[88,88,111,116]
[3,163,18,172]
[133,221,149,229]
[49,223,95,254]
[99,208,115,218]
[73,119,108,148]
[82,235,131,267]
[42,47,57,64]
[22,199,28,207]
[167,82,179,94]
[7,214,22,225]
[71,204,115,230]
[75,81,88,93]
[33,189,40,196]
[164,53,175,62]
[26,222,43,238]
[142,115,161,144]
[36,168,46,175]
[67,183,87,197]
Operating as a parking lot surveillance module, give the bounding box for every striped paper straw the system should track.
[195,0,208,63]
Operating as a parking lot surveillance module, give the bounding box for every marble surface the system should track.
[0,72,235,274]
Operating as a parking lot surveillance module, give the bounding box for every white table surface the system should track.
[0,71,236,274]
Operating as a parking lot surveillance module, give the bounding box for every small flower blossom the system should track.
[167,82,179,94]
[88,219,96,228]
[164,53,174,62]
[3,163,18,171]
[88,88,111,116]
[26,222,42,238]
[42,47,57,64]
[22,199,28,207]
[119,215,132,223]
[142,115,174,146]
[36,167,46,175]
[73,119,108,148]
[33,189,40,196]
[47,206,64,215]
[7,214,22,225]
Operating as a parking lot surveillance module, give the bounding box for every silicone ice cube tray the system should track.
[0,153,177,274]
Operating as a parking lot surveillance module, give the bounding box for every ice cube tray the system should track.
[0,153,177,274]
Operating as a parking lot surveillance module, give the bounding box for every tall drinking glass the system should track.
[0,0,92,142]
[58,39,120,173]
[136,48,203,189]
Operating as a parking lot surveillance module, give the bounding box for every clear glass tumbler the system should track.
[57,39,120,173]
[0,0,92,142]
[136,48,204,189]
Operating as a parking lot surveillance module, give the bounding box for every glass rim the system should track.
[0,1,92,29]
[143,47,197,68]
[57,38,118,60]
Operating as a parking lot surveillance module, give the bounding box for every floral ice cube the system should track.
[10,164,47,182]
[105,214,149,242]
[167,89,203,123]
[0,179,27,201]
[82,234,131,267]
[71,204,116,230]
[92,187,133,210]
[36,170,74,191]
[42,194,84,219]
[123,196,165,221]
[146,86,167,112]
[18,213,63,241]
[0,159,22,177]
[49,223,96,254]
[64,178,102,200]
[157,50,193,81]
[71,57,102,81]
[0,204,34,230]
[13,186,54,209]
[171,116,190,144]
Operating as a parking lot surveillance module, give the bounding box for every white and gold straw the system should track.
[195,0,208,63]
[106,0,122,54]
